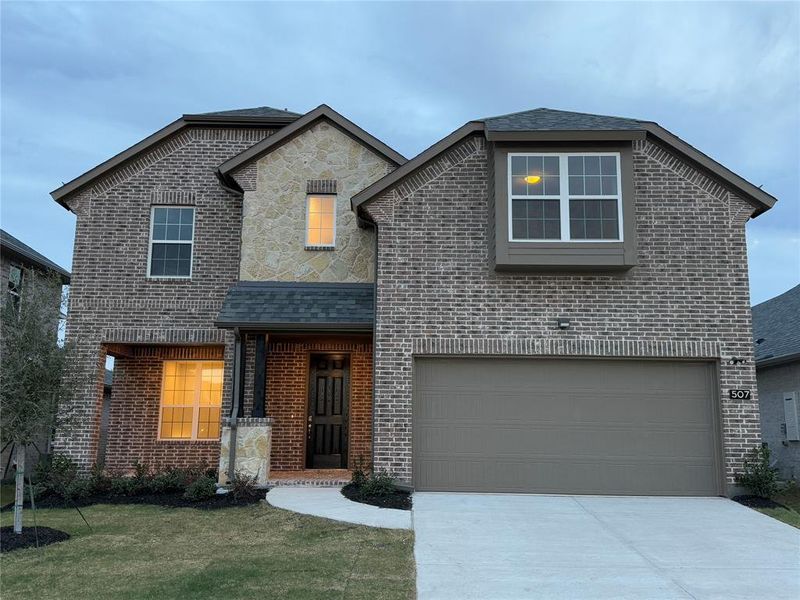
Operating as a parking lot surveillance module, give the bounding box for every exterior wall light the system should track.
[557,318,570,329]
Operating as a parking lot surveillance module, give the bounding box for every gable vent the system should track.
[307,179,337,194]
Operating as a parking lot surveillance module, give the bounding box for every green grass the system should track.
[756,486,800,529]
[1,501,415,599]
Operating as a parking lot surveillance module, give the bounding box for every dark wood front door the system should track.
[307,354,349,469]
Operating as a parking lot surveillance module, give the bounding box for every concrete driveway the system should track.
[413,493,800,600]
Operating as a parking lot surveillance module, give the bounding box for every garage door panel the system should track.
[413,358,721,496]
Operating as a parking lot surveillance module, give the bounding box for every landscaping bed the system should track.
[341,468,412,511]
[2,488,263,511]
[732,494,788,510]
[1,526,70,553]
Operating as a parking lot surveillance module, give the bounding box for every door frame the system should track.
[306,352,351,469]
[412,355,725,496]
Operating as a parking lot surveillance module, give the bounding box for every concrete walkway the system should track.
[414,493,800,600]
[266,486,412,530]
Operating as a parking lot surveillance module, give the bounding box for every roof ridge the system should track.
[480,106,652,124]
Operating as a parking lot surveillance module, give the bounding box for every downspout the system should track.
[227,327,242,483]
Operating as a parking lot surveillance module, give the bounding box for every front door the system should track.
[307,354,349,468]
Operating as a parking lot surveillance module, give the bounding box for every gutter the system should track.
[755,351,800,369]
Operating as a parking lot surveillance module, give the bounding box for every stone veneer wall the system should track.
[364,134,761,490]
[235,120,393,283]
[239,337,373,471]
[103,345,225,472]
[54,125,277,470]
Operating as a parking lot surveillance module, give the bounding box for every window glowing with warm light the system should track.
[159,361,223,440]
[306,195,336,247]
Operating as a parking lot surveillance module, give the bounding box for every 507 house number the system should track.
[729,389,752,400]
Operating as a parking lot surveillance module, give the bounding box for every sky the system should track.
[1,1,798,305]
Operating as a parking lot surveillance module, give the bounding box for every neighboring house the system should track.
[752,285,800,480]
[0,228,71,476]
[50,104,776,497]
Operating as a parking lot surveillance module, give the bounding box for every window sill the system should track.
[496,241,635,271]
[304,245,335,251]
[156,439,221,444]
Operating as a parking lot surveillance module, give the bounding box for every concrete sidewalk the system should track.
[266,486,412,530]
[414,493,800,600]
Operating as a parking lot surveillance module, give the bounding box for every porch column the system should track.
[252,334,267,418]
[230,332,245,418]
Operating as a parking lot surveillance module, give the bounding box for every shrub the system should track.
[150,468,186,494]
[183,476,217,502]
[736,445,779,498]
[229,471,257,501]
[108,475,138,497]
[359,470,396,498]
[350,456,369,488]
[63,478,93,501]
[37,454,80,495]
[89,464,112,495]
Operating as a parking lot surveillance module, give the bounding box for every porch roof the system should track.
[215,281,374,331]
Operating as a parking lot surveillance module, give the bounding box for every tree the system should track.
[1,271,75,534]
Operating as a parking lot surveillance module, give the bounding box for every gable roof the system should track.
[0,228,71,282]
[215,281,374,330]
[216,104,407,192]
[752,284,800,367]
[352,107,777,217]
[50,106,301,209]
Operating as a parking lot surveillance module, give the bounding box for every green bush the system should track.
[89,464,112,495]
[229,471,257,501]
[63,478,93,500]
[150,468,186,494]
[350,456,369,488]
[736,445,779,498]
[358,470,396,498]
[183,476,217,502]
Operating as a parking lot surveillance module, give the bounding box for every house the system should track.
[50,104,776,496]
[0,228,71,475]
[752,285,800,480]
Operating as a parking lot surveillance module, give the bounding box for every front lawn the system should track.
[1,501,415,599]
[756,486,800,529]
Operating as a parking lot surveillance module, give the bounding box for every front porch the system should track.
[268,469,352,487]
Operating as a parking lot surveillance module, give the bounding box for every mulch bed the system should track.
[341,484,412,510]
[1,489,265,512]
[1,526,70,553]
[732,495,789,510]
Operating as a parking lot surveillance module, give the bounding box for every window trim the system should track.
[147,205,195,279]
[157,360,223,442]
[305,194,337,249]
[7,264,23,310]
[507,152,624,243]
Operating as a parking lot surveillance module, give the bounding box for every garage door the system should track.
[413,358,722,496]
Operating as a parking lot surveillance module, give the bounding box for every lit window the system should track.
[7,265,22,312]
[306,195,336,248]
[149,207,194,277]
[159,361,223,440]
[509,153,622,242]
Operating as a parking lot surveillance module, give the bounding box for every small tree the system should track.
[0,271,75,534]
[735,445,779,499]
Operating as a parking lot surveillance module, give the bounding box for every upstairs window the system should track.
[7,265,22,312]
[159,361,223,440]
[509,153,622,242]
[306,195,336,249]
[149,207,194,278]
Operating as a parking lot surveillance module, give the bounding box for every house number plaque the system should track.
[729,389,752,400]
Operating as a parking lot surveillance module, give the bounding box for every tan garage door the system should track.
[413,358,722,496]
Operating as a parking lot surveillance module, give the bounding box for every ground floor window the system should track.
[159,361,223,440]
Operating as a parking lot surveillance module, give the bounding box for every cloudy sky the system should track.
[1,1,798,304]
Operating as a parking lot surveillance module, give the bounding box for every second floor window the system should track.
[149,206,194,278]
[7,265,22,312]
[509,153,622,242]
[306,195,336,248]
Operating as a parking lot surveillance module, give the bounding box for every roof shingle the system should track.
[193,106,302,119]
[215,282,374,330]
[752,284,800,366]
[482,107,649,132]
[0,229,71,281]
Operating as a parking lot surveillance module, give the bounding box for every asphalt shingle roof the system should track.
[215,282,374,330]
[752,284,800,365]
[482,108,649,132]
[0,229,71,281]
[195,106,302,118]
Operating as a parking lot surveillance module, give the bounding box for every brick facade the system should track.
[103,345,224,472]
[54,125,275,469]
[364,134,760,490]
[240,336,373,471]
